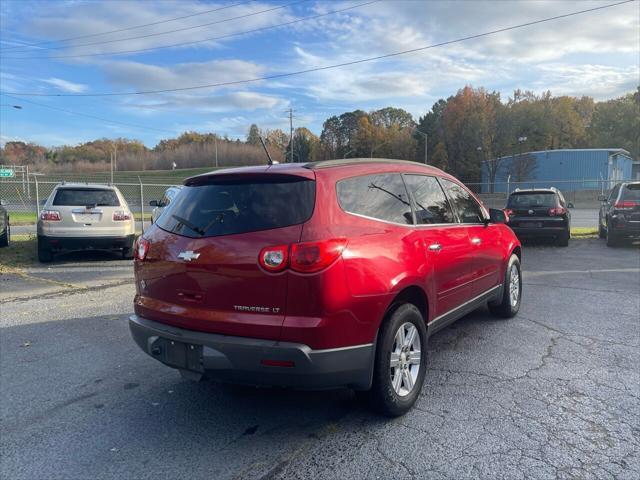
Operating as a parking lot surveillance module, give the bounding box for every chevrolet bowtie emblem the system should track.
[178,250,200,261]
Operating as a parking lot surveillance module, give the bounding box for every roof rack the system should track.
[304,158,436,170]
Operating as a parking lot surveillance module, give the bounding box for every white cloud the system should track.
[42,77,88,93]
[17,1,295,57]
[102,59,266,91]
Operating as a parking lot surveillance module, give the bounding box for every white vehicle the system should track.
[37,183,135,262]
[149,185,182,224]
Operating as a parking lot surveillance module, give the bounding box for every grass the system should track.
[0,235,37,272]
[13,167,221,185]
[571,227,598,238]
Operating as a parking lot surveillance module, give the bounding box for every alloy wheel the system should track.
[389,322,421,397]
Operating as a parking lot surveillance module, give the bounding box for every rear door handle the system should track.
[471,237,481,245]
[427,243,442,252]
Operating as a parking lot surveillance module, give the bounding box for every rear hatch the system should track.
[134,170,316,340]
[49,187,129,236]
[506,191,563,227]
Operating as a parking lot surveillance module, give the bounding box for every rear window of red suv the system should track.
[155,176,315,238]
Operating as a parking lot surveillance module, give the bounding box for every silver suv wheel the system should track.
[509,265,520,307]
[389,322,422,397]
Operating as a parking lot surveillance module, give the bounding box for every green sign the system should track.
[0,168,15,178]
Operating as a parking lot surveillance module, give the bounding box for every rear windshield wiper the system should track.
[170,214,205,236]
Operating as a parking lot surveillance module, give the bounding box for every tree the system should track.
[246,124,261,145]
[508,153,537,183]
[286,127,320,162]
[588,89,639,159]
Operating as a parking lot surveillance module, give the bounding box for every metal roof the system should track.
[495,148,631,161]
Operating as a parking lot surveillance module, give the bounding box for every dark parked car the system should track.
[505,187,571,246]
[0,200,9,247]
[129,159,522,416]
[598,181,640,246]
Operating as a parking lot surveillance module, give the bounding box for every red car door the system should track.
[439,178,503,298]
[403,174,476,319]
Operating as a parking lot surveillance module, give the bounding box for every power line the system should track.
[3,0,632,98]
[0,93,177,134]
[3,1,380,60]
[0,1,256,52]
[1,0,307,54]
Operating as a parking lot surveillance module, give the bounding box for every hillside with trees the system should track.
[1,87,637,182]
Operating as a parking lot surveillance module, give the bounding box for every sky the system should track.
[0,0,638,148]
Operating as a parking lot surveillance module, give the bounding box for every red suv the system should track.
[130,159,522,416]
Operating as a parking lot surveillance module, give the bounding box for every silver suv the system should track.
[37,183,135,262]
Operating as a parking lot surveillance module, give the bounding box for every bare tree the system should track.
[508,153,537,183]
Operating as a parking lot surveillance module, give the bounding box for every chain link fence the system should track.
[1,178,175,242]
[0,174,618,243]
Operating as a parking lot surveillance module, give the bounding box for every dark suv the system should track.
[598,181,640,246]
[129,160,522,416]
[505,188,571,246]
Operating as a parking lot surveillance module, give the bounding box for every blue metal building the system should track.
[481,148,633,193]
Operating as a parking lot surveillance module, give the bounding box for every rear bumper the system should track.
[610,221,640,238]
[39,234,135,251]
[509,226,568,237]
[129,314,374,390]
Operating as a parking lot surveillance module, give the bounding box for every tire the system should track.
[488,254,522,318]
[365,303,427,417]
[606,226,619,247]
[37,241,53,263]
[0,226,8,248]
[121,237,135,259]
[557,230,569,247]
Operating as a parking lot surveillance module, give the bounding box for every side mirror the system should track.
[149,200,158,207]
[567,202,574,209]
[597,194,606,202]
[488,208,507,224]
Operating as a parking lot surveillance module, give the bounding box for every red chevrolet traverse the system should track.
[130,159,522,416]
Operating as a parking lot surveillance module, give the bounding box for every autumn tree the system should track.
[246,124,261,145]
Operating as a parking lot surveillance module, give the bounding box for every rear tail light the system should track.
[135,237,150,261]
[113,210,132,221]
[290,238,347,273]
[259,244,289,272]
[258,238,347,274]
[613,201,637,210]
[40,210,61,221]
[548,207,566,216]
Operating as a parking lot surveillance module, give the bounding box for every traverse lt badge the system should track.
[178,250,200,262]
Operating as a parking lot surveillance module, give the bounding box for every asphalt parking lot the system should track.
[1,239,638,479]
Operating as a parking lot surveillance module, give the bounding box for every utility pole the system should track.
[214,135,218,167]
[287,108,294,163]
[110,151,114,184]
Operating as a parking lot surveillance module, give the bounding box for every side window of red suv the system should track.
[439,178,485,224]
[403,175,456,224]
[337,173,413,224]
